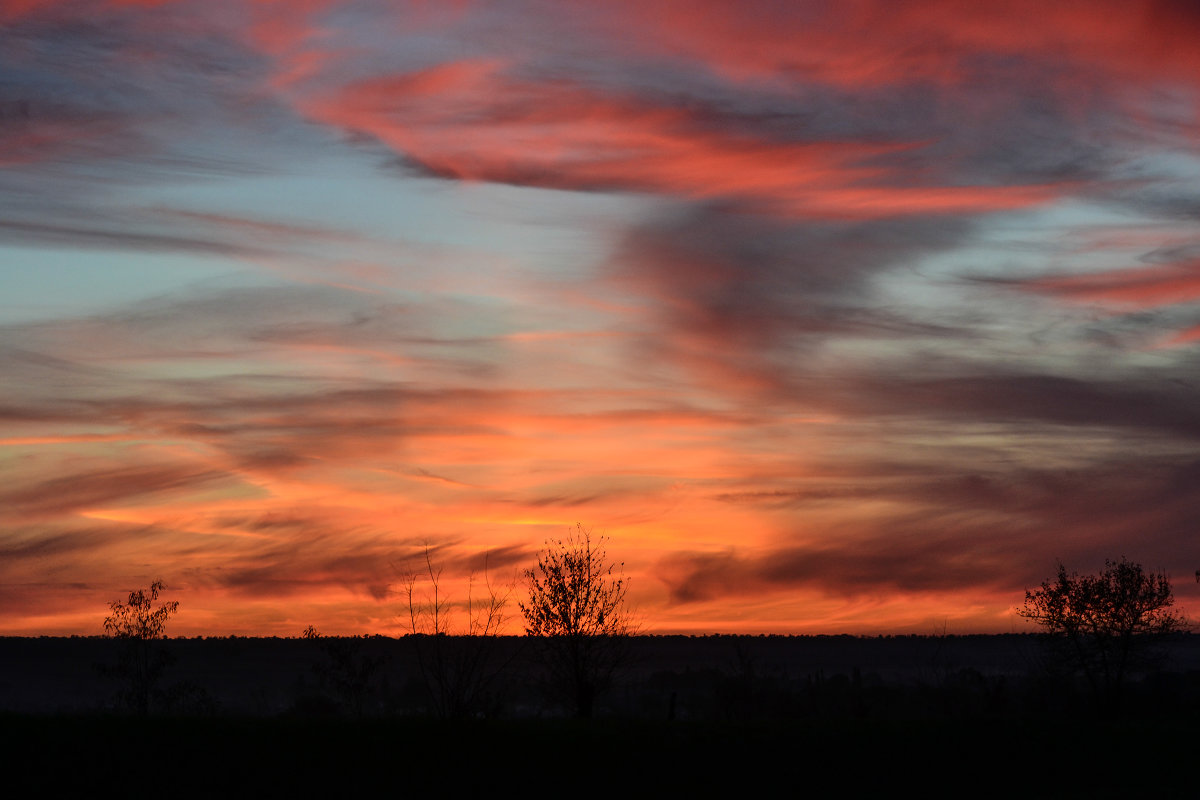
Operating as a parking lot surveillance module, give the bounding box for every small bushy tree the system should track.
[102,579,179,715]
[1020,558,1185,709]
[520,524,633,718]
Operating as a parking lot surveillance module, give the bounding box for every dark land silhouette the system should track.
[4,560,1196,792]
[3,633,1200,794]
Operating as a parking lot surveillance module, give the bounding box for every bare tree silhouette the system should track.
[401,545,514,719]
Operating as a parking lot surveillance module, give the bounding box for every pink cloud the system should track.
[603,0,1200,92]
[1159,323,1200,348]
[1023,259,1200,308]
[301,60,1067,218]
[0,0,178,20]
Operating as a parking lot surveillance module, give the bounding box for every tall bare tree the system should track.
[402,545,514,719]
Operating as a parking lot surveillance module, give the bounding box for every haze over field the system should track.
[2,0,1199,636]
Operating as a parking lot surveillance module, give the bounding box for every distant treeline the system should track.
[3,633,1199,720]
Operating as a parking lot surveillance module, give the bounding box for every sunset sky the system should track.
[3,0,1200,636]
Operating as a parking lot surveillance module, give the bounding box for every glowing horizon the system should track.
[2,0,1199,637]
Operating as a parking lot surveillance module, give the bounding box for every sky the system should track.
[3,0,1200,636]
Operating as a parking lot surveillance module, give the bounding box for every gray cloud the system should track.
[1,464,232,520]
[830,370,1200,440]
[613,206,973,349]
[667,454,1200,603]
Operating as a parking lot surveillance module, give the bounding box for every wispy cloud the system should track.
[661,453,1200,604]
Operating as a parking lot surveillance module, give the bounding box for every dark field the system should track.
[3,634,1199,794]
[5,714,1200,795]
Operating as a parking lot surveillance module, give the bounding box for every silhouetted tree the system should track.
[101,579,178,715]
[302,628,387,717]
[402,545,514,719]
[1020,558,1185,711]
[520,524,634,718]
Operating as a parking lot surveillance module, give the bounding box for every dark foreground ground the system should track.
[4,713,1198,796]
[3,634,1198,794]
